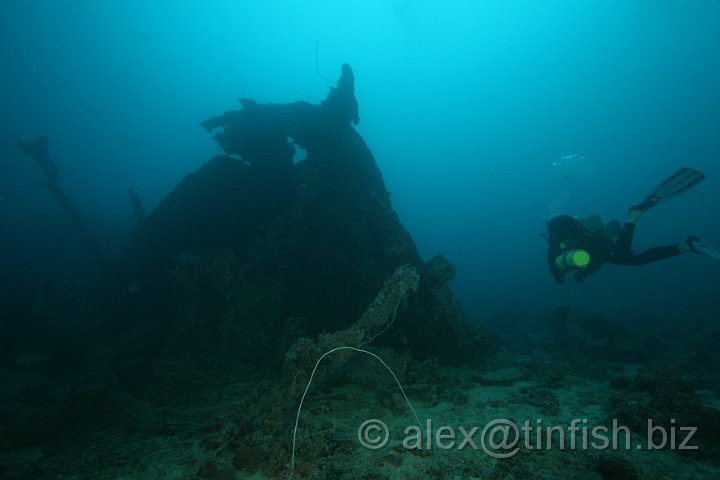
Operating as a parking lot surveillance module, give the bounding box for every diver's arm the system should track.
[572,262,601,283]
[547,248,565,284]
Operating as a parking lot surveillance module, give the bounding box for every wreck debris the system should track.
[16,136,105,269]
[282,264,420,379]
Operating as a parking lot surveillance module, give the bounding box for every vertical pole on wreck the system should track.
[16,136,107,271]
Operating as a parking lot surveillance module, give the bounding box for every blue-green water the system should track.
[1,1,719,478]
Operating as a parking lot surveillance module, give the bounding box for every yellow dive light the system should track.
[556,249,591,270]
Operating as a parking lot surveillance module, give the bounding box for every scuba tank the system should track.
[577,214,622,238]
[603,219,622,238]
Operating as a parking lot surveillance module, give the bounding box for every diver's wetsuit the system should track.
[606,222,682,266]
[546,215,682,283]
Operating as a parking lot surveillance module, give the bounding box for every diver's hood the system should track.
[546,215,583,240]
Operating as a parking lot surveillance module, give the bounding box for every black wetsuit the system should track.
[546,215,682,284]
[606,222,681,266]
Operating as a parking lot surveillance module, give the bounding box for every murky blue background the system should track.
[2,0,718,322]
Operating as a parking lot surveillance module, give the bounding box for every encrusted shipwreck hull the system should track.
[127,64,490,382]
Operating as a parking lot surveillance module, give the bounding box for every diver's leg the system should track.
[614,209,644,258]
[611,206,698,265]
[614,223,635,257]
[616,245,683,265]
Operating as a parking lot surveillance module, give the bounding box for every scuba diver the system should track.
[544,167,718,284]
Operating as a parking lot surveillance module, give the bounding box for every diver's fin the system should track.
[688,236,720,262]
[631,167,705,213]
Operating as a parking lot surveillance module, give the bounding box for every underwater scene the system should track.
[2,1,720,479]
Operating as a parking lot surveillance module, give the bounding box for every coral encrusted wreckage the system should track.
[127,63,491,375]
[2,64,493,478]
